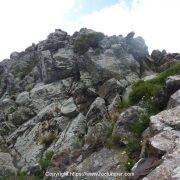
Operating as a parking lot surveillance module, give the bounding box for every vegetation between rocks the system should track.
[129,63,180,106]
[39,150,54,171]
[74,32,105,55]
[117,63,180,171]
[39,132,57,147]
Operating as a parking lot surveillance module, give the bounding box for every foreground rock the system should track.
[0,153,17,179]
[133,105,180,179]
[167,89,180,109]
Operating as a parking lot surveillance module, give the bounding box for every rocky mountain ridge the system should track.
[0,28,180,180]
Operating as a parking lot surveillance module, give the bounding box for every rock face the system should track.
[113,106,145,143]
[0,153,17,178]
[167,89,180,108]
[132,92,180,180]
[150,50,180,72]
[0,27,180,179]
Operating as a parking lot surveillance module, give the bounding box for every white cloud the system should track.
[70,0,180,53]
[0,0,180,60]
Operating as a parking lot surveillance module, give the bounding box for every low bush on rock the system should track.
[39,151,54,171]
[126,139,141,156]
[74,32,105,55]
[39,132,57,147]
[106,135,122,149]
[129,63,180,106]
[125,158,136,172]
[125,139,141,171]
[129,114,150,137]
[118,101,131,113]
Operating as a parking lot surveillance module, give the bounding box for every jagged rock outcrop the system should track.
[0,27,180,179]
[149,49,180,72]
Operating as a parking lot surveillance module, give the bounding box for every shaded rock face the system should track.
[155,75,180,109]
[150,49,180,72]
[167,89,180,108]
[1,27,180,179]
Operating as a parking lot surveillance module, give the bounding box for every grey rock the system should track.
[30,81,69,112]
[14,122,44,169]
[85,119,111,146]
[126,35,149,61]
[73,147,128,179]
[15,91,30,105]
[113,106,145,142]
[142,105,180,179]
[61,97,78,117]
[0,98,17,114]
[0,153,17,179]
[151,49,165,65]
[51,113,87,169]
[98,78,127,105]
[10,52,20,60]
[8,106,36,126]
[132,158,160,180]
[86,52,140,85]
[142,74,157,81]
[150,105,180,132]
[167,89,180,109]
[39,49,76,83]
[122,85,132,102]
[166,75,180,94]
[108,93,122,115]
[86,97,108,126]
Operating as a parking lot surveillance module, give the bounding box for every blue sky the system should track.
[0,0,180,60]
[68,0,133,20]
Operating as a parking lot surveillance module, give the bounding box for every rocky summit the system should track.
[0,28,180,180]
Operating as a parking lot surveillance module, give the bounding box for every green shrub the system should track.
[118,101,131,113]
[150,63,180,85]
[74,32,104,55]
[17,171,27,180]
[105,120,122,148]
[39,151,54,170]
[106,135,122,149]
[129,63,180,106]
[129,114,150,137]
[126,139,141,157]
[125,158,136,172]
[129,81,161,105]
